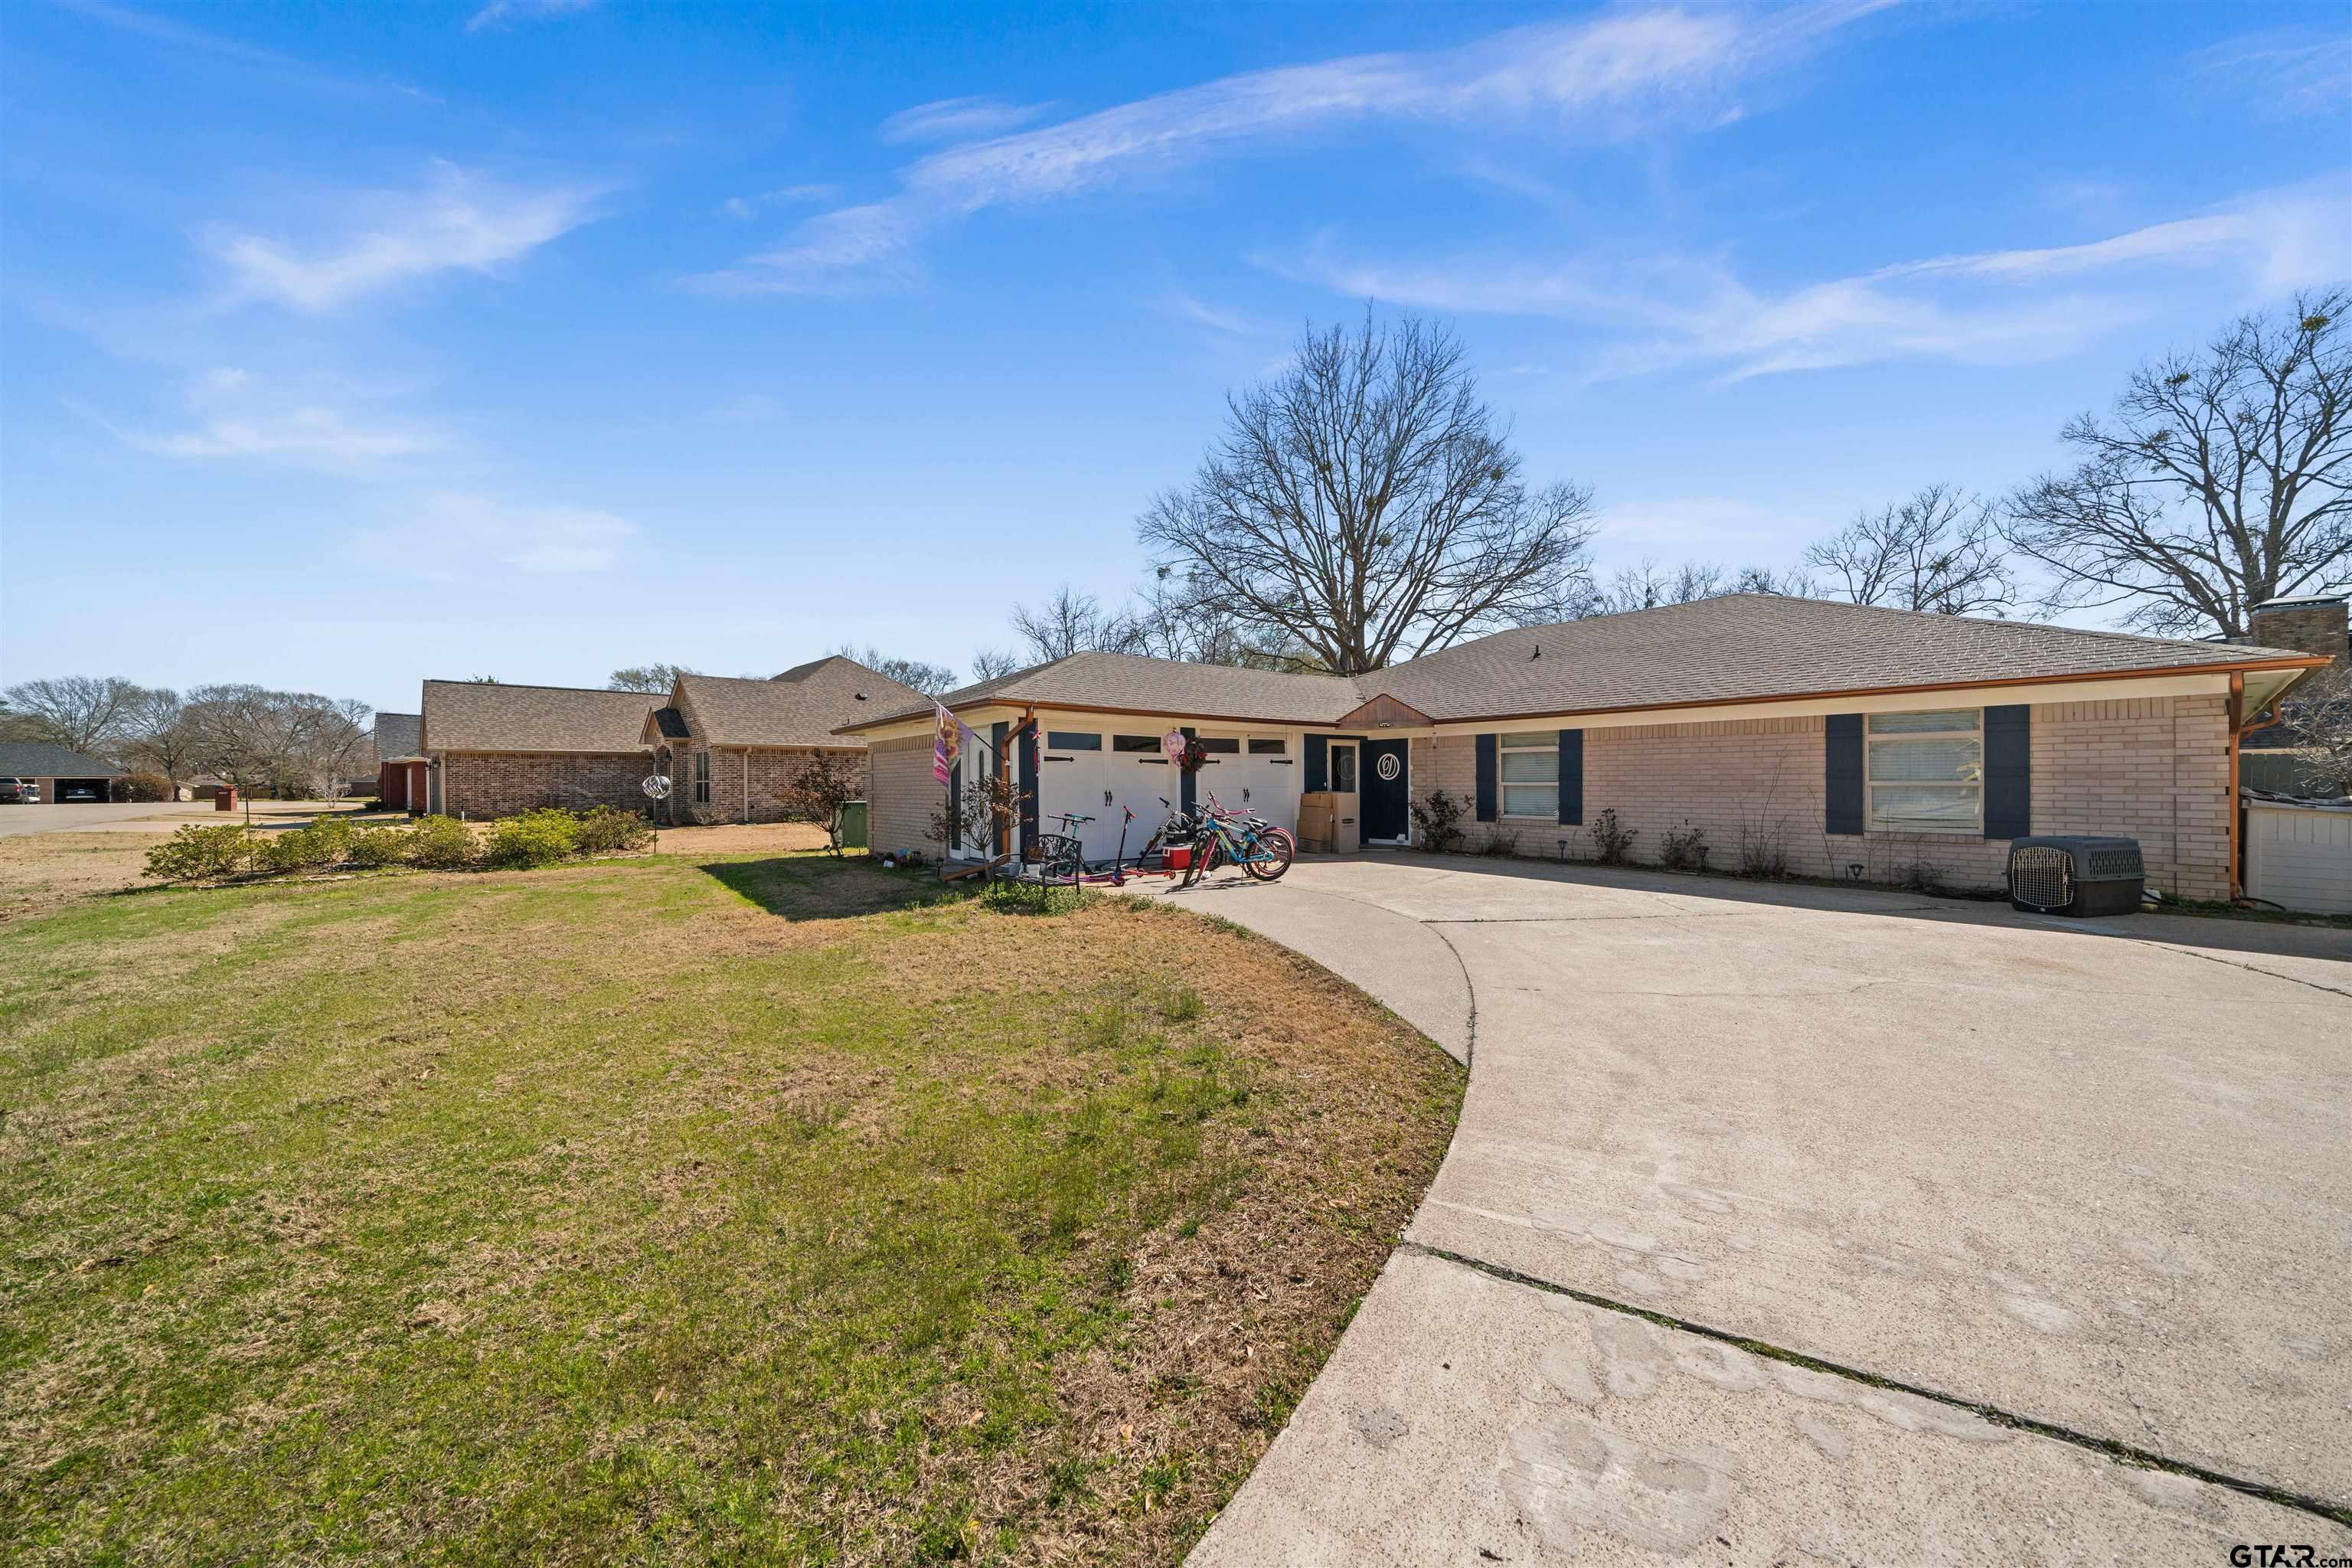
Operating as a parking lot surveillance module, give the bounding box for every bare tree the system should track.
[181,686,372,799]
[1582,560,1807,616]
[120,688,203,788]
[0,675,149,753]
[1008,584,1142,662]
[969,648,1027,683]
[776,751,866,824]
[609,663,699,693]
[1805,484,2015,614]
[830,644,958,696]
[2003,289,2352,638]
[1138,310,1597,674]
[2281,664,2352,795]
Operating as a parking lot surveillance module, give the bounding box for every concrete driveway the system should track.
[0,801,365,837]
[1160,855,2351,1560]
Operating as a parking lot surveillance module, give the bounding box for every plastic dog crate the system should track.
[2007,836,2144,916]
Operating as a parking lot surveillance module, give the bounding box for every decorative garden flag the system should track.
[933,704,962,786]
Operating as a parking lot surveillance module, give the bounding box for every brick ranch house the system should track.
[409,658,928,821]
[838,593,2334,903]
[642,658,931,825]
[0,742,128,803]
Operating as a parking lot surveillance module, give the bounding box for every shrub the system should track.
[1658,822,1709,872]
[1588,808,1638,866]
[1478,828,1520,857]
[1409,789,1466,854]
[348,826,413,867]
[571,805,655,855]
[776,753,866,825]
[482,808,579,869]
[253,816,355,873]
[407,815,479,870]
[1737,822,1791,880]
[123,773,174,802]
[143,824,256,882]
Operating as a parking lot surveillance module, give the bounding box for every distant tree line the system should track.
[0,678,374,799]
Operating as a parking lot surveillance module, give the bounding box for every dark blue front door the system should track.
[1363,739,1410,842]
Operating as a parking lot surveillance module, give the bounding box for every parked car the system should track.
[0,778,40,804]
[57,782,102,802]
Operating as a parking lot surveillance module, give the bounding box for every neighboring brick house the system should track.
[417,681,662,818]
[0,742,127,803]
[642,658,932,825]
[371,711,423,809]
[839,594,2333,902]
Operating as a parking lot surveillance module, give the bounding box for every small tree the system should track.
[926,767,1017,860]
[2282,664,2352,795]
[777,752,865,824]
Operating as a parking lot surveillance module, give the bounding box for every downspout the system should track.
[2226,671,2243,902]
[742,747,750,825]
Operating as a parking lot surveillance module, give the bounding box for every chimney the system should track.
[2249,594,2348,671]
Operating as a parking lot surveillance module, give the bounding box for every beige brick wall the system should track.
[1406,693,2231,899]
[437,751,652,818]
[675,745,871,826]
[867,733,946,858]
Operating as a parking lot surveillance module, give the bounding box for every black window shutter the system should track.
[1018,723,1039,858]
[1982,704,2030,839]
[1824,714,1864,835]
[1475,733,1498,822]
[1304,735,1328,792]
[1557,729,1583,825]
[947,756,962,850]
[991,722,1009,855]
[1179,727,1197,815]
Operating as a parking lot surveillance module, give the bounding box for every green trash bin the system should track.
[830,800,869,854]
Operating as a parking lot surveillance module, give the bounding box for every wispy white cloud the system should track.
[207,165,602,312]
[717,185,839,219]
[352,493,639,577]
[1161,291,1259,336]
[2191,27,2350,117]
[1289,175,2352,381]
[466,0,599,34]
[696,2,1889,295]
[878,96,1052,145]
[55,0,436,102]
[92,368,445,472]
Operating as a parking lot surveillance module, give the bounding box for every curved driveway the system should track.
[1161,854,2352,1561]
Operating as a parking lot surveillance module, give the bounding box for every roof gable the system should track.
[420,681,658,753]
[675,658,932,747]
[849,651,1364,730]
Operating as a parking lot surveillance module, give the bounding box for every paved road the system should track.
[1158,855,2351,1562]
[0,802,364,837]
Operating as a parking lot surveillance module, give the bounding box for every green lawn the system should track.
[0,847,1459,1566]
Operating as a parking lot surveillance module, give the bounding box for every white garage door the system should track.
[1191,733,1298,834]
[1036,726,1184,864]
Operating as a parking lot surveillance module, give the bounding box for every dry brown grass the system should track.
[0,849,1461,1566]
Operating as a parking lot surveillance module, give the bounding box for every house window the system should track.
[1195,736,1240,754]
[1046,731,1101,750]
[692,750,711,804]
[1112,734,1162,753]
[1500,731,1557,818]
[1867,710,1981,833]
[1247,738,1287,755]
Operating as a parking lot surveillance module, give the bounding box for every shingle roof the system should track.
[421,681,658,753]
[678,658,933,747]
[372,711,422,760]
[0,742,127,777]
[1368,594,2324,721]
[840,594,2328,734]
[848,651,1367,731]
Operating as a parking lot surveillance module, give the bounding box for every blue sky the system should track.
[2,0,2346,714]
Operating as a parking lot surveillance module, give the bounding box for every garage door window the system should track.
[1867,710,1981,833]
[1045,731,1100,750]
[1195,737,1240,754]
[1112,735,1161,753]
[1500,731,1557,818]
[1248,738,1286,755]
